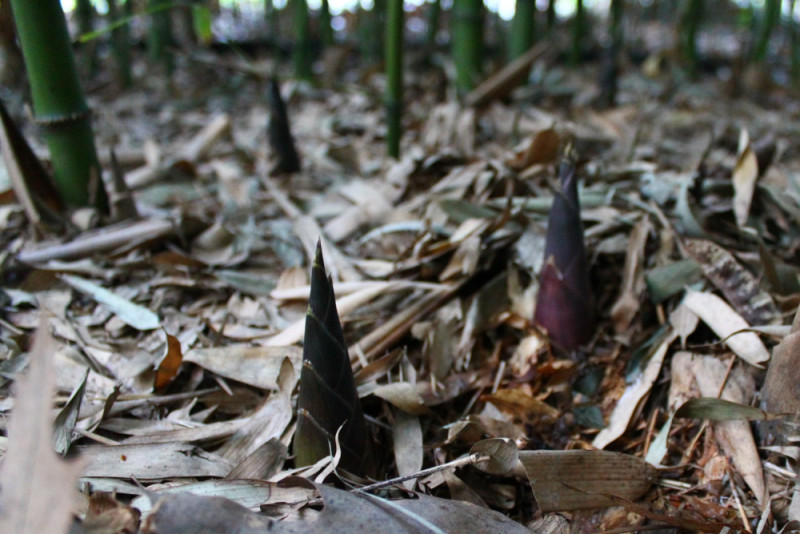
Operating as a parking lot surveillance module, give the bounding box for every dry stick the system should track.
[354,453,490,494]
[17,217,186,264]
[351,282,462,361]
[464,41,551,107]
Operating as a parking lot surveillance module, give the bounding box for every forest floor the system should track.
[2,40,800,533]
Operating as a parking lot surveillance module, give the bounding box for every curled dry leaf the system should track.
[154,332,183,391]
[681,290,770,366]
[732,128,758,229]
[470,438,520,476]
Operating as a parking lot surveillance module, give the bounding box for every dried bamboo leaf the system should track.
[732,128,758,228]
[60,274,160,331]
[593,329,676,449]
[183,345,302,390]
[519,450,657,512]
[0,320,84,534]
[690,355,766,504]
[684,238,779,325]
[78,442,233,479]
[393,411,423,490]
[681,290,770,366]
[52,367,88,455]
[675,397,775,421]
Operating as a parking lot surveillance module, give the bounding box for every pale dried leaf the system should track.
[732,128,759,228]
[183,345,302,390]
[61,274,160,330]
[392,411,423,490]
[593,330,676,449]
[682,290,770,366]
[0,321,84,534]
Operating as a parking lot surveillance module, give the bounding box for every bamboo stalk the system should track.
[570,0,585,66]
[679,0,704,73]
[385,0,403,158]
[426,0,441,49]
[293,0,313,80]
[753,0,780,63]
[148,0,175,75]
[452,0,484,95]
[509,0,535,61]
[107,0,133,88]
[320,0,334,48]
[9,0,108,210]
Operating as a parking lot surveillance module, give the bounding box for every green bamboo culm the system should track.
[426,0,441,49]
[546,0,556,34]
[509,0,535,61]
[9,0,108,210]
[293,0,313,80]
[75,0,99,76]
[452,0,484,96]
[753,0,780,63]
[107,0,133,88]
[320,0,334,48]
[610,0,624,52]
[790,0,800,81]
[360,0,386,63]
[385,0,403,159]
[570,0,585,66]
[679,0,704,74]
[148,0,175,75]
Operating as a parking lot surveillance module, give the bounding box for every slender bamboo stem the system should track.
[452,0,483,95]
[753,0,780,63]
[321,0,334,48]
[148,0,175,75]
[570,0,585,66]
[610,0,624,52]
[9,0,107,209]
[293,0,313,80]
[107,0,133,88]
[426,0,441,48]
[679,0,704,73]
[385,0,403,158]
[509,0,535,61]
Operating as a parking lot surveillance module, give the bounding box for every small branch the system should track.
[354,453,489,494]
